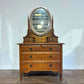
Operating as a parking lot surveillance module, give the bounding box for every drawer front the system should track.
[22,53,60,61]
[22,62,60,71]
[41,45,62,52]
[21,45,40,52]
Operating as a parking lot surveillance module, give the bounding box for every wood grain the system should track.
[17,7,64,81]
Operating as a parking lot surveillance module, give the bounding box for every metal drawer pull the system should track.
[49,48,52,50]
[30,48,32,51]
[30,65,32,67]
[50,55,52,58]
[30,55,32,58]
[50,64,52,67]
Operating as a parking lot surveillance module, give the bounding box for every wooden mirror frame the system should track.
[30,7,52,36]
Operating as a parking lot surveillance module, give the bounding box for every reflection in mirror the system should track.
[31,8,50,34]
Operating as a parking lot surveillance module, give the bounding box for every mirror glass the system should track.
[30,8,51,35]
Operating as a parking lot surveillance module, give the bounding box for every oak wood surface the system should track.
[22,62,60,71]
[18,7,63,81]
[22,53,60,61]
[19,44,63,81]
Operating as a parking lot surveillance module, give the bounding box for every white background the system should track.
[0,0,84,69]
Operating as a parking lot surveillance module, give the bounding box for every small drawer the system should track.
[41,45,62,52]
[22,62,60,71]
[22,54,42,61]
[21,45,40,52]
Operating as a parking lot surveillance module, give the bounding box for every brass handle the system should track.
[30,48,32,51]
[50,64,52,67]
[50,55,52,58]
[30,55,32,58]
[49,48,52,50]
[30,65,32,67]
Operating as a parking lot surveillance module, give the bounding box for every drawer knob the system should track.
[30,48,32,51]
[30,65,32,67]
[49,48,52,50]
[30,55,32,58]
[50,55,52,58]
[50,64,52,67]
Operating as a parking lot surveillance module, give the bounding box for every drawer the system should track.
[41,45,62,52]
[21,45,40,52]
[22,62,60,71]
[22,53,60,61]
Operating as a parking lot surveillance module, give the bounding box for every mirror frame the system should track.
[30,7,51,36]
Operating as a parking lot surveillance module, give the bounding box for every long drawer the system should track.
[22,53,60,61]
[22,62,60,71]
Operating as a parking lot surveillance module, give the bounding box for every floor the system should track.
[0,70,84,84]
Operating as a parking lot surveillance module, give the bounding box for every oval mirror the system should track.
[30,7,51,36]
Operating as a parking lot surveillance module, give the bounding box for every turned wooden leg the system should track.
[60,72,62,81]
[53,71,62,81]
[20,71,22,81]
